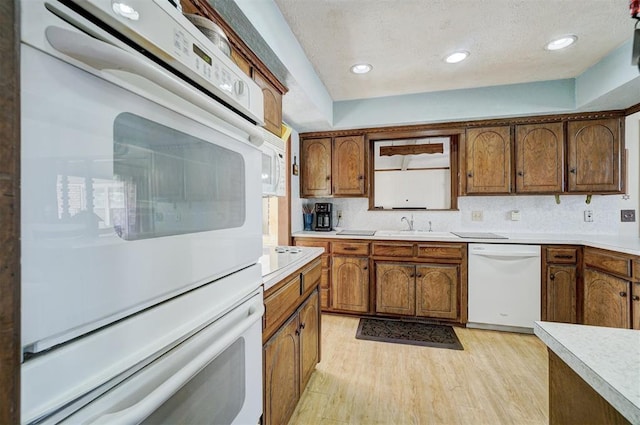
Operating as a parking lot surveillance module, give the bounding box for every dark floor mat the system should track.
[356,318,463,350]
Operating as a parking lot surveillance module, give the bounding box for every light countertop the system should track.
[260,246,324,291]
[534,321,640,424]
[292,231,640,256]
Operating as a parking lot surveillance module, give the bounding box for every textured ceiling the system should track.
[273,0,633,101]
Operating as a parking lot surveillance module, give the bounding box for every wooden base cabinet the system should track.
[582,247,634,329]
[543,246,580,324]
[375,262,459,320]
[331,256,369,313]
[263,259,321,425]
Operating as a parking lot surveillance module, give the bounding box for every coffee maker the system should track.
[314,202,332,231]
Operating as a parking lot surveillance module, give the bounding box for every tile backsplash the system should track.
[303,194,633,235]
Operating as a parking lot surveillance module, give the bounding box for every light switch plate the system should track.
[621,209,636,222]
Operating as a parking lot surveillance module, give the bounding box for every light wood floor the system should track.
[288,315,548,425]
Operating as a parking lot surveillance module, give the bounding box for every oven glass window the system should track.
[113,113,245,240]
[142,338,245,425]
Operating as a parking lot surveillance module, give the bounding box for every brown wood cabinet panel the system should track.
[567,118,622,193]
[465,126,511,194]
[632,282,640,330]
[546,247,578,264]
[584,247,630,278]
[230,48,251,77]
[372,243,415,257]
[415,264,459,319]
[548,350,630,425]
[300,138,332,197]
[301,260,322,294]
[515,122,564,193]
[546,264,577,323]
[583,268,630,328]
[332,241,369,256]
[263,315,300,425]
[253,69,282,137]
[633,260,640,280]
[375,263,416,316]
[263,275,301,340]
[299,290,320,391]
[331,256,369,313]
[332,135,366,196]
[416,243,464,260]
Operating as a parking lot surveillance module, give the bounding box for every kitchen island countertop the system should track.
[534,321,640,424]
[260,246,324,291]
[292,231,640,256]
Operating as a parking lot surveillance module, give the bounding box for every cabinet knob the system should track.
[363,266,368,270]
[326,175,331,181]
[358,175,364,180]
[633,295,640,301]
[467,172,473,178]
[409,274,415,278]
[620,291,627,297]
[295,329,300,336]
[300,322,306,330]
[416,274,423,278]
[570,168,576,174]
[517,171,524,177]
[550,273,555,280]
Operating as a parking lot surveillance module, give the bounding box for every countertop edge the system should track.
[534,322,640,424]
[291,231,640,256]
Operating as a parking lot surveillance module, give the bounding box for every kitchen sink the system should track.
[375,230,459,238]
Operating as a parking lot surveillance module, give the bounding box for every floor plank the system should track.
[289,315,548,425]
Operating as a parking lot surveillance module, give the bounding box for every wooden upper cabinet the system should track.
[465,126,511,194]
[515,122,564,193]
[300,138,332,197]
[230,49,251,77]
[253,69,283,137]
[567,118,622,193]
[332,135,366,196]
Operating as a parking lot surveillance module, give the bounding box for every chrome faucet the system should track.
[401,215,414,231]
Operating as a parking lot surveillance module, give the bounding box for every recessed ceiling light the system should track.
[445,51,469,64]
[350,63,372,74]
[546,35,577,51]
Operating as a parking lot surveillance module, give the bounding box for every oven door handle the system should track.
[89,301,264,425]
[44,26,264,145]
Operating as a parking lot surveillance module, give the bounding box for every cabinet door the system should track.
[263,315,300,425]
[567,118,622,192]
[375,263,415,316]
[252,69,282,137]
[632,282,640,330]
[465,126,511,194]
[332,135,366,196]
[298,290,320,391]
[546,264,577,323]
[415,264,459,319]
[515,122,564,193]
[583,268,630,328]
[331,256,369,313]
[300,138,332,197]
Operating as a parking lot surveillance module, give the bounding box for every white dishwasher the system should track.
[467,244,541,333]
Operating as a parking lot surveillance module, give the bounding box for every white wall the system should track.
[292,113,640,236]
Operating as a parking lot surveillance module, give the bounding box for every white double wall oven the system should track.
[21,0,266,423]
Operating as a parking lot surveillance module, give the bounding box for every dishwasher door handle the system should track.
[471,250,540,259]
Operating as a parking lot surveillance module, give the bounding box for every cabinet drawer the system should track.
[634,261,640,281]
[301,260,322,293]
[584,248,630,278]
[372,243,414,257]
[264,275,301,336]
[332,241,369,255]
[417,244,464,259]
[546,247,578,264]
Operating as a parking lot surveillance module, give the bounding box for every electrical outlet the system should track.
[584,210,593,222]
[337,210,343,219]
[621,209,636,222]
[510,210,521,221]
[471,211,483,221]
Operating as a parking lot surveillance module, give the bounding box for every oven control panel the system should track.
[69,0,263,124]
